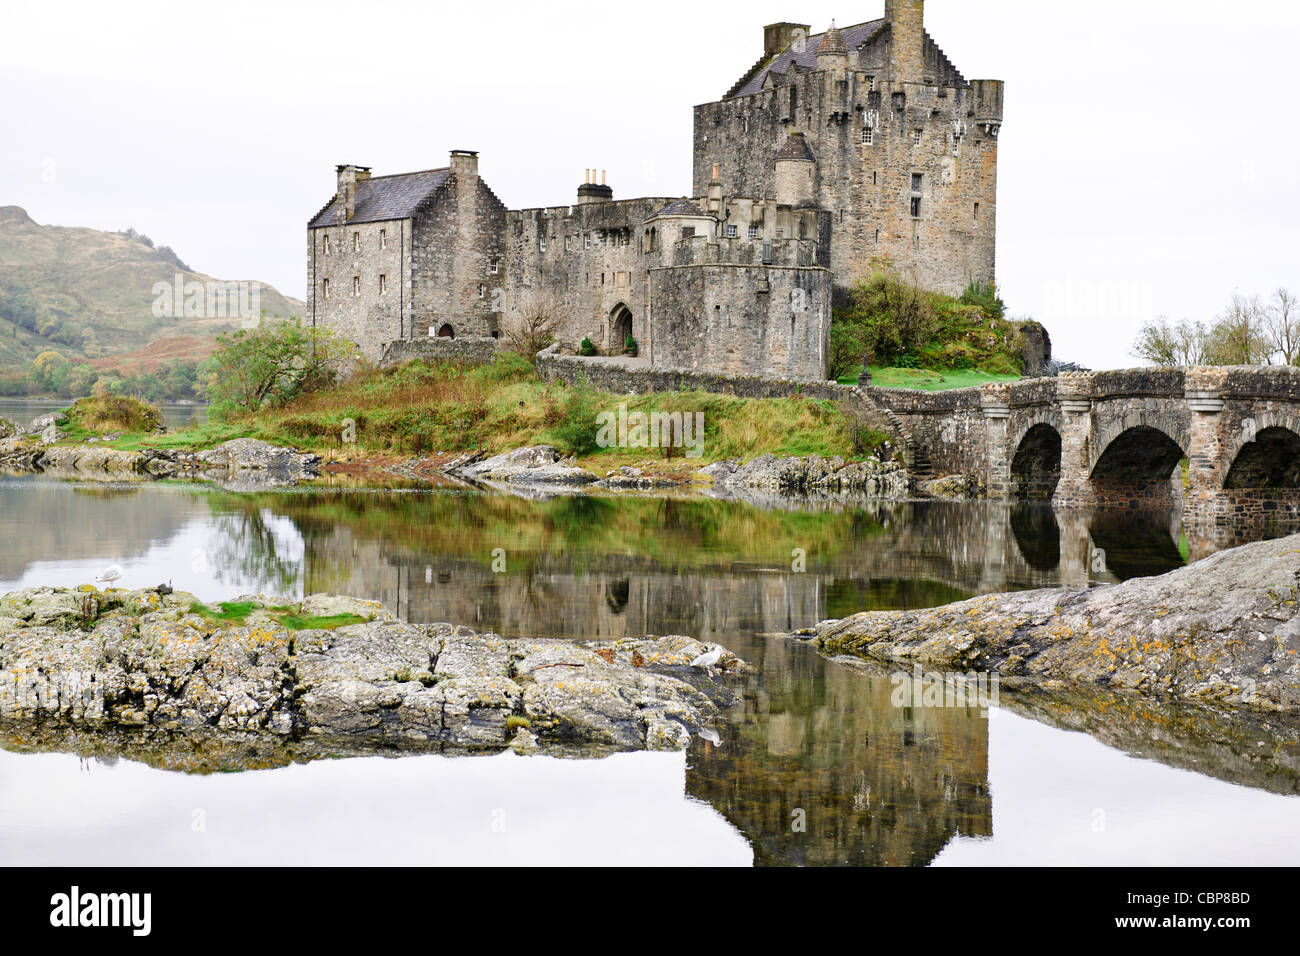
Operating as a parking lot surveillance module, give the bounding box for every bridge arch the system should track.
[1090,425,1186,483]
[1224,423,1300,489]
[1216,409,1300,489]
[1010,422,1062,500]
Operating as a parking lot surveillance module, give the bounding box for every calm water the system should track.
[0,397,208,430]
[1,478,1297,866]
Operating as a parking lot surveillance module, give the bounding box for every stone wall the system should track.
[378,336,503,369]
[308,218,411,362]
[648,249,831,380]
[691,9,1003,296]
[409,161,509,341]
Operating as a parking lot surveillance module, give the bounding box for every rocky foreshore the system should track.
[798,532,1300,713]
[0,588,744,756]
[0,434,320,484]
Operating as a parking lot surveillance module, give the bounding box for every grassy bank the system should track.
[42,355,887,468]
[838,365,1022,390]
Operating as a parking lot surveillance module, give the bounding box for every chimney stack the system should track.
[334,164,370,224]
[450,149,479,184]
[885,0,925,84]
[577,169,613,205]
[763,22,810,57]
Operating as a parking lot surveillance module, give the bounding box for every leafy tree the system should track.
[205,320,358,416]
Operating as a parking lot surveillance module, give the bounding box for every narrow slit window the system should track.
[379,229,387,250]
[352,275,360,296]
[352,233,359,252]
[378,274,387,295]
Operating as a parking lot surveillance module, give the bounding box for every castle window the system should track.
[682,226,695,238]
[539,235,547,252]
[725,224,738,238]
[565,235,572,251]
[379,274,387,295]
[866,75,875,92]
[911,173,923,191]
[322,235,331,255]
[379,229,387,250]
[322,278,329,298]
[489,258,499,274]
[862,127,874,146]
[584,233,592,249]
[910,196,922,218]
[973,203,980,229]
[874,229,879,243]
[352,276,360,296]
[478,284,485,298]
[352,233,359,252]
[748,225,758,241]
[913,129,922,146]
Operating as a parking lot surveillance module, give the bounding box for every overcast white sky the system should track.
[3,0,1297,369]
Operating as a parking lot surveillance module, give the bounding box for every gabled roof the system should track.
[729,18,886,98]
[649,198,712,220]
[308,168,451,228]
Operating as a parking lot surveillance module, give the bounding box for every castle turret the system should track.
[773,132,816,207]
[815,21,848,76]
[885,0,925,83]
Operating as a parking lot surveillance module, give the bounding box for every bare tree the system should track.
[1261,288,1299,366]
[1131,316,1210,367]
[502,293,561,358]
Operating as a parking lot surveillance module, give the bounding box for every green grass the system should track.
[838,365,1022,391]
[188,601,369,630]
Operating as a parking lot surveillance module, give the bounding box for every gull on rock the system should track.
[690,644,727,677]
[93,564,124,586]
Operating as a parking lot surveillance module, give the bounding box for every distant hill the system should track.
[0,205,304,371]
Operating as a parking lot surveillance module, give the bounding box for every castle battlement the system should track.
[307,1,1001,380]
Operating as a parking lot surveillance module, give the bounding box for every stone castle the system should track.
[307,1,1003,380]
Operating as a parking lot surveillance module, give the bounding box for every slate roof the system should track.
[308,168,450,228]
[774,132,816,162]
[729,18,886,98]
[649,198,712,219]
[816,22,848,55]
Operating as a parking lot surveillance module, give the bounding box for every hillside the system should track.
[0,205,304,371]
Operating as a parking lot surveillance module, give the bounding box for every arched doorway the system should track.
[1011,423,1062,499]
[436,323,455,338]
[609,305,633,352]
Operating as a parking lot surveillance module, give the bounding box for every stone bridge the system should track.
[867,366,1300,529]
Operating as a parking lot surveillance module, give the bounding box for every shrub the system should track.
[548,384,602,456]
[65,394,163,434]
[578,337,597,356]
[624,335,638,356]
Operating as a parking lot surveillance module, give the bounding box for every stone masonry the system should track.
[307,2,1002,375]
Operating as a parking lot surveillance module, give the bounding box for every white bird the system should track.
[698,727,722,746]
[93,564,124,586]
[690,645,726,677]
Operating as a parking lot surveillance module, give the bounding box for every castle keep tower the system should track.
[693,2,1005,295]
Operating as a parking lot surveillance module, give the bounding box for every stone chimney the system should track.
[450,149,478,184]
[577,168,613,204]
[707,163,723,215]
[763,22,810,57]
[885,0,925,83]
[334,164,370,224]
